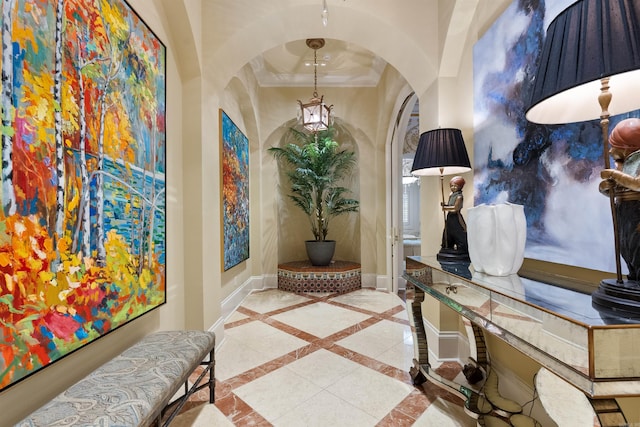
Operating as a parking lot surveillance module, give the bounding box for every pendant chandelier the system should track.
[298,38,333,133]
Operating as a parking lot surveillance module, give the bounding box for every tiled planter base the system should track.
[405,257,429,289]
[277,260,361,294]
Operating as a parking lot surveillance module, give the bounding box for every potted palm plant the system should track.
[269,127,359,266]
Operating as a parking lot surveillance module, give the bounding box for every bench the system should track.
[15,330,216,427]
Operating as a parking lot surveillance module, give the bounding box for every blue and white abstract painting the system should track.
[473,0,637,273]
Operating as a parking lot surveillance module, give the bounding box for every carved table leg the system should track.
[589,398,628,427]
[470,323,488,369]
[407,268,492,418]
[409,283,429,384]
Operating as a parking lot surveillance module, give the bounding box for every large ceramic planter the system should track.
[305,240,336,266]
[467,203,526,276]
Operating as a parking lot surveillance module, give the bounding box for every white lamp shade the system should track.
[526,69,640,124]
[525,0,640,124]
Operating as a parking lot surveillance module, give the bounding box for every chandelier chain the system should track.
[298,38,331,133]
[313,48,318,97]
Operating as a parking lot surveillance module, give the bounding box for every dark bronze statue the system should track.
[441,176,468,254]
[599,118,640,282]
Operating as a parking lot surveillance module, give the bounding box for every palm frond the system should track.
[269,126,359,240]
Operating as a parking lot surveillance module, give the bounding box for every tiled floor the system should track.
[205,288,476,426]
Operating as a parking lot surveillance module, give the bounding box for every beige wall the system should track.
[0,0,520,422]
[2,1,428,418]
[5,0,639,424]
[1,0,187,422]
[0,2,483,423]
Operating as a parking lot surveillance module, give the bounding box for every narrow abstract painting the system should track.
[0,0,166,390]
[220,110,250,271]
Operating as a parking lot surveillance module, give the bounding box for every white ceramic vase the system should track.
[467,203,526,276]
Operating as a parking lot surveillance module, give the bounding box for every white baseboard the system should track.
[263,273,278,289]
[423,317,466,364]
[220,276,262,320]
[210,317,225,350]
[361,274,392,292]
[213,275,264,346]
[360,273,378,289]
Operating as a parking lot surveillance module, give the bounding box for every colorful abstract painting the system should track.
[220,110,250,271]
[0,0,166,390]
[473,0,638,273]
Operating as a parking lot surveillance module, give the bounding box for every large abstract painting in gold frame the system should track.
[0,0,166,391]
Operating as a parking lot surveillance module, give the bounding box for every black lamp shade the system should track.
[411,128,471,176]
[526,0,640,124]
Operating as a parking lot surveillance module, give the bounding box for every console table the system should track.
[277,260,361,293]
[404,256,640,426]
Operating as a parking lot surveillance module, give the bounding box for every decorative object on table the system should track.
[596,118,640,313]
[598,119,640,281]
[269,126,359,266]
[220,109,250,271]
[298,38,333,133]
[0,0,166,392]
[442,176,468,254]
[525,0,640,314]
[411,128,472,262]
[467,203,526,276]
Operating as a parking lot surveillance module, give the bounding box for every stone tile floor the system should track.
[177,288,478,426]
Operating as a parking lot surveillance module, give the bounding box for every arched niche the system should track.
[270,118,361,265]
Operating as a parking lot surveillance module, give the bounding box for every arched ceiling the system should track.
[250,39,386,88]
[162,0,512,97]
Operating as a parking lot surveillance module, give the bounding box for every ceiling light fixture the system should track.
[321,0,329,26]
[298,38,333,133]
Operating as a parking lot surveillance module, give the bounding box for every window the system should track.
[403,180,420,236]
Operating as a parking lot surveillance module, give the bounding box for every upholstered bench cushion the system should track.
[16,330,216,427]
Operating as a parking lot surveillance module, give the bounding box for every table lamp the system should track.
[525,0,640,314]
[411,128,471,262]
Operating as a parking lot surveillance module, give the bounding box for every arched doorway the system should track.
[389,93,420,294]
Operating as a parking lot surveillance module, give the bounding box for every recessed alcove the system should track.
[271,118,362,266]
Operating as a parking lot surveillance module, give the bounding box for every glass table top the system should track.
[408,255,640,326]
[404,256,640,396]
